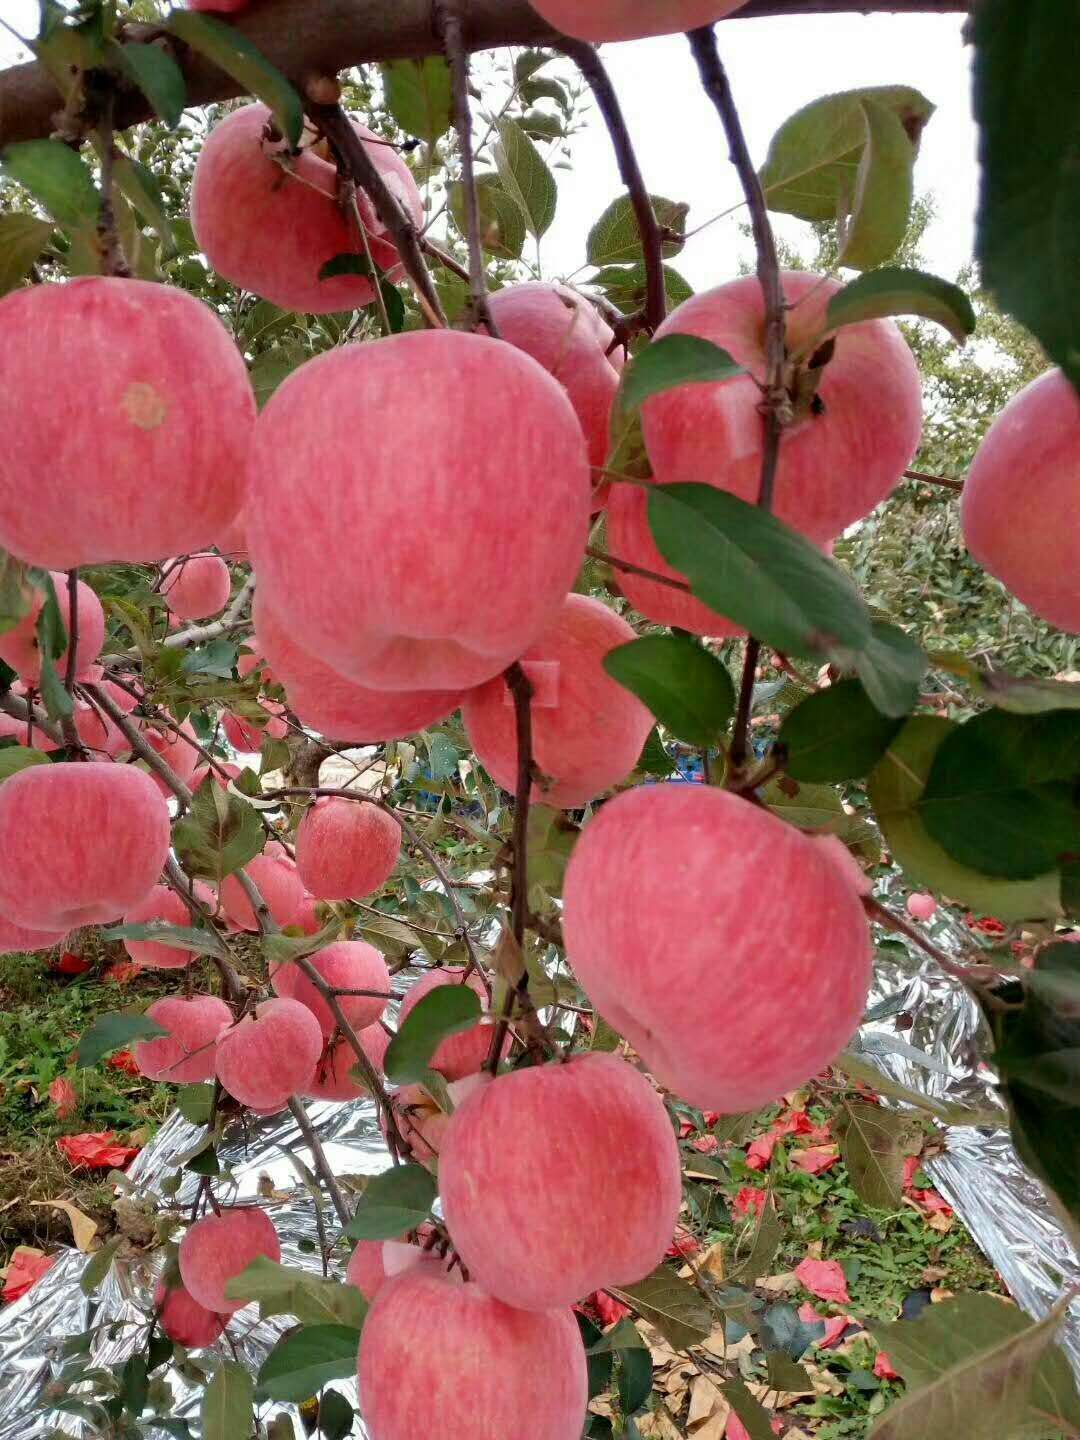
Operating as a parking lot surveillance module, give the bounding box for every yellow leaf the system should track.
[30,1199,98,1253]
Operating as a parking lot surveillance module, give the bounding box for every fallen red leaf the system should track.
[909,1188,953,1216]
[666,1227,701,1260]
[874,1350,901,1381]
[732,1186,766,1221]
[726,1413,783,1440]
[57,1131,140,1170]
[795,1257,851,1304]
[47,1078,77,1119]
[51,951,91,976]
[798,1301,852,1349]
[593,1291,632,1326]
[103,961,140,986]
[902,1154,922,1190]
[2,1248,56,1303]
[106,1049,140,1076]
[692,1134,719,1155]
[789,1144,839,1176]
[745,1133,778,1171]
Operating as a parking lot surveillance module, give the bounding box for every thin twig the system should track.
[420,235,470,283]
[0,688,61,745]
[63,571,79,694]
[161,854,248,1005]
[585,544,693,594]
[688,26,787,772]
[559,38,665,333]
[288,1095,350,1227]
[310,102,447,328]
[162,574,255,650]
[905,468,964,492]
[81,682,195,809]
[437,0,499,334]
[863,896,1000,988]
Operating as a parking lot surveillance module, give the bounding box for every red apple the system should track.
[270,940,391,1036]
[161,555,232,622]
[154,1277,229,1347]
[0,571,105,683]
[906,892,938,922]
[122,885,199,969]
[961,369,1080,633]
[0,913,67,954]
[0,762,171,930]
[135,995,233,1083]
[357,1268,588,1440]
[305,1025,389,1102]
[462,594,653,808]
[527,0,749,42]
[295,797,401,900]
[561,783,872,1112]
[0,278,254,567]
[214,997,323,1109]
[190,104,422,314]
[219,847,309,932]
[440,1052,680,1309]
[247,331,591,692]
[178,1207,281,1314]
[396,969,503,1081]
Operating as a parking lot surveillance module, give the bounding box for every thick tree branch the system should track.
[0,688,61,747]
[558,39,665,333]
[287,1095,351,1227]
[81,681,195,808]
[689,26,786,774]
[0,2,969,147]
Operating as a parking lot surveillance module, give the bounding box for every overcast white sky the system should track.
[0,6,978,284]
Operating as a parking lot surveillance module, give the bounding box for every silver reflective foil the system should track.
[1,909,1077,1435]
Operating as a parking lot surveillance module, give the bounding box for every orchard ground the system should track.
[0,934,1002,1440]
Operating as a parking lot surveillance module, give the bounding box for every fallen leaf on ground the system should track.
[789,1144,839,1175]
[795,1257,850,1304]
[1,1247,56,1303]
[48,1077,77,1119]
[29,1199,98,1253]
[57,1132,140,1170]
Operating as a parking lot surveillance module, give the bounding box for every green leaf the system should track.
[836,1052,1002,1128]
[257,1325,361,1403]
[33,571,72,723]
[186,1145,220,1177]
[730,1193,781,1285]
[493,118,557,239]
[591,262,693,317]
[586,193,689,266]
[868,1292,1074,1440]
[603,633,734,747]
[617,1345,652,1416]
[760,1301,823,1361]
[0,139,100,228]
[202,1360,254,1440]
[449,173,527,259]
[381,57,452,143]
[345,1164,436,1241]
[635,727,672,778]
[121,1353,149,1417]
[824,268,976,346]
[866,717,1062,922]
[75,1011,167,1069]
[0,548,31,633]
[79,1235,124,1296]
[176,1084,214,1126]
[780,678,904,782]
[172,782,265,881]
[226,1256,368,1329]
[181,637,240,679]
[114,40,186,129]
[837,100,915,271]
[585,1318,647,1355]
[759,86,934,223]
[988,945,1080,1234]
[102,922,223,957]
[249,343,309,410]
[0,746,51,782]
[972,0,1080,392]
[619,335,743,412]
[318,252,373,281]
[932,653,1080,716]
[515,48,554,84]
[918,709,1080,880]
[849,621,925,720]
[111,154,176,256]
[167,13,304,147]
[0,213,54,296]
[724,1378,777,1440]
[766,1353,815,1393]
[317,1389,355,1440]
[836,1100,912,1210]
[647,484,872,662]
[608,1267,712,1352]
[384,984,482,1085]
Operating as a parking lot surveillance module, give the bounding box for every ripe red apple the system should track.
[527,0,749,42]
[906,892,938,922]
[270,940,391,1036]
[295,797,401,900]
[358,1268,588,1440]
[219,847,309,932]
[462,593,653,808]
[0,913,67,954]
[178,1207,281,1314]
[305,1025,389,1102]
[216,510,249,563]
[122,885,199,969]
[486,282,621,480]
[961,369,1080,633]
[0,278,254,567]
[0,571,105,683]
[440,1052,680,1309]
[161,555,232,622]
[214,997,324,1109]
[135,995,233,1083]
[346,1229,442,1300]
[396,969,503,1081]
[247,331,591,692]
[254,592,464,739]
[154,1278,228,1347]
[190,104,422,314]
[562,784,872,1112]
[346,1240,389,1301]
[142,716,203,800]
[0,762,171,930]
